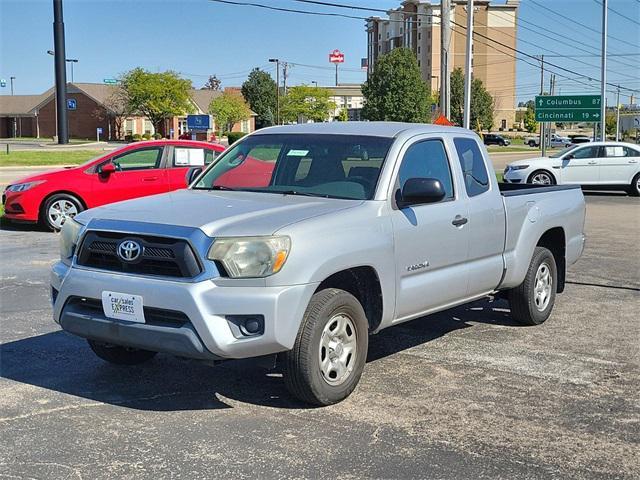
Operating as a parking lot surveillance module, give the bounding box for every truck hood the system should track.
[75,189,363,237]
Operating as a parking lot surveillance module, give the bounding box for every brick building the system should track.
[0,83,255,140]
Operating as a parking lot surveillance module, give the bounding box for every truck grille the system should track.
[76,231,202,278]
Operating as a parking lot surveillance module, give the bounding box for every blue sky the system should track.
[1,0,638,105]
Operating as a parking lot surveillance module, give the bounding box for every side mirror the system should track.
[99,163,116,175]
[398,178,446,207]
[186,166,203,186]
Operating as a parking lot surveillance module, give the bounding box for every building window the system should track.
[418,32,421,40]
[125,119,135,135]
[418,59,421,67]
[417,46,421,54]
[241,119,250,133]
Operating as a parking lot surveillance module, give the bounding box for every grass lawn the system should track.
[0,150,103,167]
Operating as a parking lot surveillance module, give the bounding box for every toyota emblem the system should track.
[117,240,142,262]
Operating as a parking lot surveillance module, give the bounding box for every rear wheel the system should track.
[41,193,84,231]
[629,173,640,197]
[88,340,157,365]
[508,247,557,326]
[528,170,555,185]
[283,288,368,406]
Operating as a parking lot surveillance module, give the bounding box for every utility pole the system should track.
[440,0,451,118]
[615,85,620,141]
[539,55,546,157]
[269,58,280,125]
[600,0,608,141]
[546,74,556,151]
[10,76,15,95]
[53,0,69,144]
[462,0,474,129]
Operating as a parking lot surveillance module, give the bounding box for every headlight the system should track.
[59,218,83,264]
[208,236,291,278]
[7,180,46,192]
[508,164,529,171]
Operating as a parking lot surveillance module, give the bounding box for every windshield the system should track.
[550,145,578,158]
[192,134,393,200]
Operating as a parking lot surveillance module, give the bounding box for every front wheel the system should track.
[41,193,84,231]
[88,340,157,365]
[283,289,368,406]
[508,247,557,326]
[528,170,555,185]
[629,172,640,197]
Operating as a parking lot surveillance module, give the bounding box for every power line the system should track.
[593,0,640,27]
[209,0,640,95]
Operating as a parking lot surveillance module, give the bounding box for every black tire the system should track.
[508,247,558,326]
[499,140,506,147]
[528,141,536,147]
[40,193,84,231]
[88,339,157,365]
[527,170,556,185]
[629,172,640,197]
[283,288,369,406]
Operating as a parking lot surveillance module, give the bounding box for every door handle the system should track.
[143,176,159,182]
[629,160,638,164]
[587,161,598,165]
[452,215,468,227]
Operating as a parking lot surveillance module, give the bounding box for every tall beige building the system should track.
[366,0,520,130]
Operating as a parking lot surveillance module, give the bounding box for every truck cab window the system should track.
[398,139,454,200]
[453,137,489,197]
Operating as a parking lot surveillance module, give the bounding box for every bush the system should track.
[153,133,163,140]
[142,133,152,140]
[124,134,133,142]
[227,132,248,144]
[132,133,143,142]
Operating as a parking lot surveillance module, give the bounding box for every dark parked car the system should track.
[483,134,511,146]
[569,135,591,144]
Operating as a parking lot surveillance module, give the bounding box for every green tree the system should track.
[209,92,252,135]
[336,108,349,122]
[524,104,537,133]
[202,75,222,90]
[361,48,432,122]
[605,113,617,137]
[280,85,336,123]
[241,68,277,129]
[450,68,495,131]
[120,68,193,133]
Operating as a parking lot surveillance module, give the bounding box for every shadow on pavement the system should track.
[0,298,517,411]
[0,217,47,232]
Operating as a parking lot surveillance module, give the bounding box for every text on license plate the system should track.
[101,291,145,323]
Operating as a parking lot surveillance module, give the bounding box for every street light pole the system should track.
[269,58,280,125]
[600,0,608,142]
[440,0,451,118]
[53,0,69,144]
[615,85,620,141]
[67,58,78,83]
[10,76,15,95]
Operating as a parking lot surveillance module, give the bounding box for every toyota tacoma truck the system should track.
[51,122,586,406]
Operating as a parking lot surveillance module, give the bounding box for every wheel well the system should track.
[39,191,86,219]
[537,227,566,293]
[316,266,383,332]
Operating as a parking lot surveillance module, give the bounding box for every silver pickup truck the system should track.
[51,122,586,405]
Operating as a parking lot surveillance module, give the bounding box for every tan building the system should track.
[321,84,364,121]
[366,0,519,129]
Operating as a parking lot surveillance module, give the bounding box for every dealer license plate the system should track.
[101,291,145,323]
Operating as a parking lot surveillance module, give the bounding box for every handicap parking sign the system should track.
[67,98,77,110]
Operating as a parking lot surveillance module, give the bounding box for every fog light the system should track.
[226,315,265,338]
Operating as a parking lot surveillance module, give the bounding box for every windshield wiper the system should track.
[273,190,331,198]
[209,185,239,191]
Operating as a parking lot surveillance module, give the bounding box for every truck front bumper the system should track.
[51,262,319,360]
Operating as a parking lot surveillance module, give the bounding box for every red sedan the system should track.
[2,140,225,230]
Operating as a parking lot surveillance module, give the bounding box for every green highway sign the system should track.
[535,109,601,122]
[103,78,118,84]
[535,94,602,123]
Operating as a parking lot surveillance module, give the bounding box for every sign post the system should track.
[96,127,103,142]
[535,95,602,122]
[329,49,344,87]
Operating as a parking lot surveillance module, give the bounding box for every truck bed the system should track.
[499,182,582,197]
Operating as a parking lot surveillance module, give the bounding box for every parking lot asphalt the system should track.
[0,193,638,479]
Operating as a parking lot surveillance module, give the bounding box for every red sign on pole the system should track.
[329,49,345,63]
